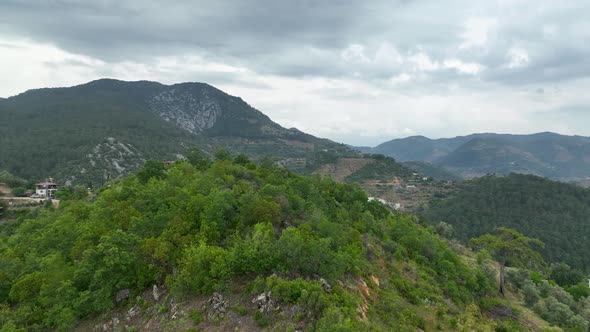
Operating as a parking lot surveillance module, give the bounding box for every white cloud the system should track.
[341,44,371,64]
[507,47,530,68]
[374,42,404,67]
[459,17,497,50]
[443,58,484,74]
[390,73,411,84]
[0,37,105,97]
[407,52,440,72]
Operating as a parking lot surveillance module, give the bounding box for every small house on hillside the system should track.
[35,181,58,198]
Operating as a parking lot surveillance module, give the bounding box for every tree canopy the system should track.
[471,227,544,295]
[425,173,590,272]
[0,155,500,331]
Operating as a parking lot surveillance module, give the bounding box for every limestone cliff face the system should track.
[63,137,146,185]
[149,87,221,135]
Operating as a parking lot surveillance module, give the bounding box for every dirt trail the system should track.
[0,196,60,208]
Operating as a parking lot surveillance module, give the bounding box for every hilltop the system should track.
[0,156,559,331]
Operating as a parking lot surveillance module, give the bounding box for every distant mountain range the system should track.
[7,78,588,188]
[0,79,356,185]
[366,133,590,181]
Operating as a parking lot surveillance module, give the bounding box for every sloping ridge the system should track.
[0,79,342,184]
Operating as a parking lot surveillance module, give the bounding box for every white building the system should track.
[35,181,58,198]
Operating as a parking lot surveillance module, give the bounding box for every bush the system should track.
[535,296,589,330]
[566,282,590,301]
[169,243,231,295]
[548,285,575,308]
[522,281,540,307]
[506,268,529,290]
[529,271,544,285]
[550,263,583,287]
[254,311,269,327]
[10,187,26,197]
[233,305,247,316]
[189,309,203,325]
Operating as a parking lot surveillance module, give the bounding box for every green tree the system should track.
[550,263,584,287]
[435,221,454,239]
[214,148,232,161]
[136,160,166,184]
[10,187,26,197]
[170,242,230,295]
[185,147,211,170]
[233,153,251,166]
[522,280,540,306]
[470,227,544,296]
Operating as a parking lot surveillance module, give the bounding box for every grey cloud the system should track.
[0,0,460,79]
[2,0,590,144]
[485,49,590,85]
[2,0,589,88]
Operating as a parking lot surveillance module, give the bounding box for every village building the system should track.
[34,181,58,198]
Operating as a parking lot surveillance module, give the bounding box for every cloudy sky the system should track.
[1,0,589,146]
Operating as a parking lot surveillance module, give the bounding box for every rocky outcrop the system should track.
[252,291,279,314]
[149,88,220,135]
[152,285,161,302]
[115,289,130,303]
[319,278,332,293]
[205,292,228,320]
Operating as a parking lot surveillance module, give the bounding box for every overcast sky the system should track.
[1,0,589,146]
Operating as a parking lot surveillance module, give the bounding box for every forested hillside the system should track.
[0,79,349,186]
[0,153,537,331]
[425,173,590,271]
[401,161,462,181]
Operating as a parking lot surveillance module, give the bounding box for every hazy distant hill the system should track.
[368,132,590,181]
[0,79,354,185]
[372,135,471,162]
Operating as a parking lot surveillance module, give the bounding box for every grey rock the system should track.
[149,88,220,135]
[152,284,160,302]
[206,292,228,320]
[319,278,332,293]
[115,289,130,303]
[126,305,140,321]
[252,291,278,314]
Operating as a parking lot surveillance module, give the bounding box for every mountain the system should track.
[368,132,590,181]
[0,79,352,185]
[371,135,473,162]
[424,173,590,272]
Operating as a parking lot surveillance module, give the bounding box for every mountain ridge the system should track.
[367,132,590,181]
[0,79,355,185]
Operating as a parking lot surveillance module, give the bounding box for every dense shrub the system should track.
[0,158,497,330]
